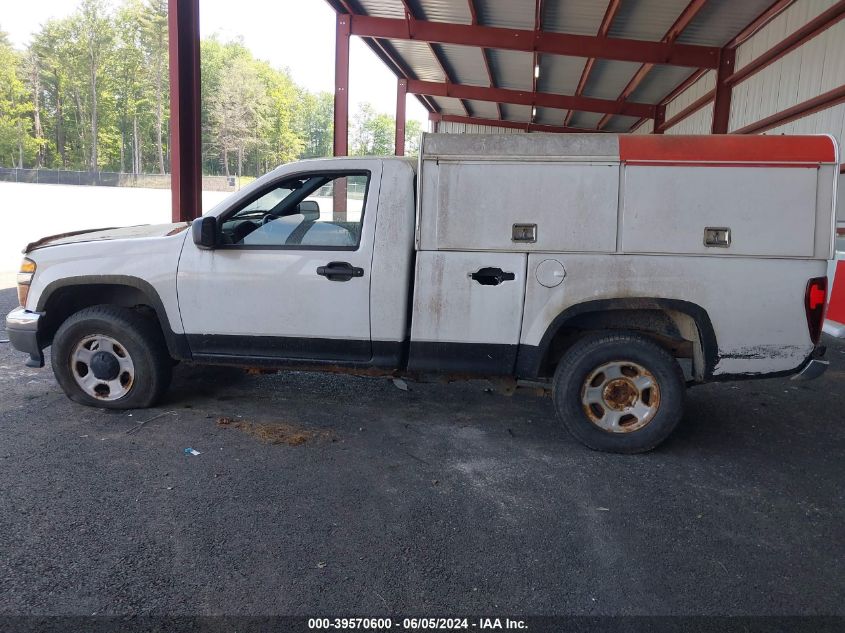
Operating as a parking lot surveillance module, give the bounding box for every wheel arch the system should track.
[36,275,190,360]
[516,297,718,380]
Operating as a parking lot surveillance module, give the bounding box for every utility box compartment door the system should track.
[419,161,619,253]
[409,251,527,375]
[621,165,820,257]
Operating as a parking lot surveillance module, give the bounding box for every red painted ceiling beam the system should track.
[565,0,622,127]
[597,0,710,130]
[467,0,504,120]
[408,79,656,118]
[348,14,720,68]
[430,113,600,134]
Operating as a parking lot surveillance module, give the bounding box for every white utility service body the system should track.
[6,133,838,453]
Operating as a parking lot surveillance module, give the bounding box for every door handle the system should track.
[317,261,364,282]
[469,267,516,286]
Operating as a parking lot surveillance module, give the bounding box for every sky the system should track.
[0,0,429,129]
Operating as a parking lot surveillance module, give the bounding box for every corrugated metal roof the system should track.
[535,107,569,126]
[437,43,489,86]
[336,0,795,133]
[678,0,774,46]
[430,96,466,115]
[466,100,500,119]
[630,64,698,104]
[354,0,404,19]
[584,59,644,100]
[501,104,532,123]
[387,40,446,82]
[487,49,534,91]
[603,114,642,132]
[608,0,690,41]
[538,54,587,96]
[474,0,536,30]
[416,0,473,24]
[542,0,611,36]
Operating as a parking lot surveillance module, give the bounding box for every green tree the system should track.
[0,32,36,167]
[351,102,394,156]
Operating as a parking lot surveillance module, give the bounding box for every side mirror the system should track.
[192,216,217,249]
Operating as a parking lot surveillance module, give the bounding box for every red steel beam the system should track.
[530,0,543,122]
[333,13,350,157]
[408,79,656,118]
[711,48,735,133]
[727,0,845,87]
[565,0,622,127]
[467,0,502,119]
[395,78,407,156]
[733,84,845,135]
[430,113,597,134]
[348,14,720,68]
[167,0,201,222]
[597,0,710,130]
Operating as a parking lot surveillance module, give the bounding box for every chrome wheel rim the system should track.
[581,361,660,433]
[71,334,135,401]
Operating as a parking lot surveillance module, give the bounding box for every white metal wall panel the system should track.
[666,102,714,134]
[730,18,845,132]
[632,119,655,134]
[436,121,524,134]
[665,71,715,119]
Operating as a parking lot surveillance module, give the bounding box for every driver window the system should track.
[220,173,369,249]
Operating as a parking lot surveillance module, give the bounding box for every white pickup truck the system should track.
[6,134,837,453]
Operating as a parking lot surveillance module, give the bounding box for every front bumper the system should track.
[791,345,828,381]
[5,307,45,367]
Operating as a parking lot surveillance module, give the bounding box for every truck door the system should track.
[176,161,382,363]
[408,251,527,375]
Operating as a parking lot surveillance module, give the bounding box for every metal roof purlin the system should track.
[597,0,710,131]
[407,79,656,118]
[467,0,503,120]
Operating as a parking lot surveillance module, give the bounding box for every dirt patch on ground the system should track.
[217,416,334,446]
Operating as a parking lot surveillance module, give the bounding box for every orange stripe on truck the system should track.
[619,135,837,165]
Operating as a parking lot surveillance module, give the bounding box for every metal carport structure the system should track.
[166,0,845,222]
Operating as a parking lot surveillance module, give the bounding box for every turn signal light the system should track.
[17,258,36,307]
[804,276,827,345]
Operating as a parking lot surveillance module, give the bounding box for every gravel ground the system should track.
[0,285,843,617]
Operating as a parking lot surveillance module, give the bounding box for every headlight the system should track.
[17,258,36,307]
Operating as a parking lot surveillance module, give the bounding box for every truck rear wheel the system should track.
[51,305,172,409]
[552,332,685,453]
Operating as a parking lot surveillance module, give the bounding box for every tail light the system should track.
[804,276,827,344]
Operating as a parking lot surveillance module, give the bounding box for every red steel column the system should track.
[711,47,735,134]
[654,105,666,134]
[334,13,350,157]
[395,78,407,156]
[168,0,202,222]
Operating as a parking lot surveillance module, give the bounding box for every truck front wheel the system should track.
[51,305,172,409]
[552,332,685,453]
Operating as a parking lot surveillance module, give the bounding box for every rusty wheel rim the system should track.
[581,361,660,433]
[71,334,135,401]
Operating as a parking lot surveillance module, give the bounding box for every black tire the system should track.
[552,332,685,454]
[51,305,172,409]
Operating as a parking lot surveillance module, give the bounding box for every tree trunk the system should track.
[222,149,229,177]
[238,146,243,178]
[155,44,165,175]
[30,61,44,168]
[133,114,140,174]
[90,66,98,171]
[55,74,66,167]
